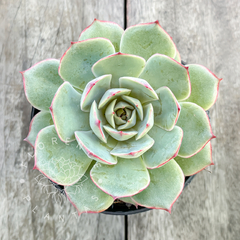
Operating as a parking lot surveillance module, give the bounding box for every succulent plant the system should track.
[22,19,221,214]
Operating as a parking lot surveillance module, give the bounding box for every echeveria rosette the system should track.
[22,19,221,215]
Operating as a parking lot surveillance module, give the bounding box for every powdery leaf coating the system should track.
[152,87,181,131]
[25,111,53,148]
[105,99,117,128]
[35,125,92,186]
[132,159,184,213]
[90,157,150,199]
[21,59,63,111]
[175,142,213,176]
[183,64,222,110]
[120,21,176,60]
[143,125,183,169]
[75,130,117,165]
[59,38,115,91]
[177,102,215,158]
[65,163,114,215]
[79,19,124,52]
[139,54,190,101]
[119,77,158,104]
[50,82,90,143]
[92,53,146,88]
[110,134,154,159]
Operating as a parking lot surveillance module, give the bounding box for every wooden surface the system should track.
[0,0,239,239]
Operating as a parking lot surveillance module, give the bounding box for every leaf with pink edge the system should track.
[80,74,111,112]
[132,159,184,212]
[175,142,213,176]
[120,21,176,60]
[90,157,150,199]
[35,125,92,186]
[174,49,181,63]
[75,130,117,165]
[65,163,114,215]
[79,19,124,52]
[139,54,190,101]
[59,38,115,91]
[177,102,215,158]
[152,87,181,131]
[21,59,63,110]
[182,64,222,110]
[25,111,53,148]
[92,53,146,88]
[110,134,154,159]
[50,82,90,143]
[142,125,183,169]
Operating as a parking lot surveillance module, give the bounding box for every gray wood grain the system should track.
[127,0,240,239]
[0,0,124,239]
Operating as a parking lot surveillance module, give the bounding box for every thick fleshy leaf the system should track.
[139,54,190,101]
[114,101,134,110]
[152,87,181,131]
[132,159,185,212]
[119,77,158,103]
[135,103,154,140]
[105,99,117,128]
[119,197,137,206]
[103,125,137,141]
[110,134,154,159]
[114,115,126,125]
[177,102,215,158]
[183,64,222,110]
[80,74,111,112]
[50,82,90,142]
[34,125,92,186]
[118,109,137,130]
[175,142,213,176]
[98,88,131,109]
[21,59,63,110]
[120,21,176,60]
[59,38,115,91]
[75,130,117,165]
[174,49,181,63]
[90,101,107,143]
[90,157,150,198]
[79,19,124,52]
[65,163,114,215]
[121,95,143,120]
[25,111,53,148]
[92,52,146,88]
[143,125,183,169]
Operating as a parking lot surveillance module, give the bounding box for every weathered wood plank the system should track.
[127,0,240,239]
[0,0,124,239]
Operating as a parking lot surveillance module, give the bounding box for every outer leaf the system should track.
[90,101,107,143]
[79,19,124,52]
[90,157,150,199]
[139,54,190,101]
[59,38,115,91]
[119,77,158,103]
[75,130,117,165]
[177,102,215,158]
[119,197,137,206]
[175,142,213,176]
[143,125,183,169]
[183,64,222,110]
[152,87,181,131]
[25,111,53,148]
[98,88,131,109]
[103,125,137,141]
[132,159,185,213]
[92,52,146,88]
[21,59,63,110]
[80,74,111,112]
[50,82,90,142]
[174,49,181,63]
[110,134,154,159]
[120,21,176,60]
[135,103,154,140]
[34,125,92,186]
[65,163,114,215]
